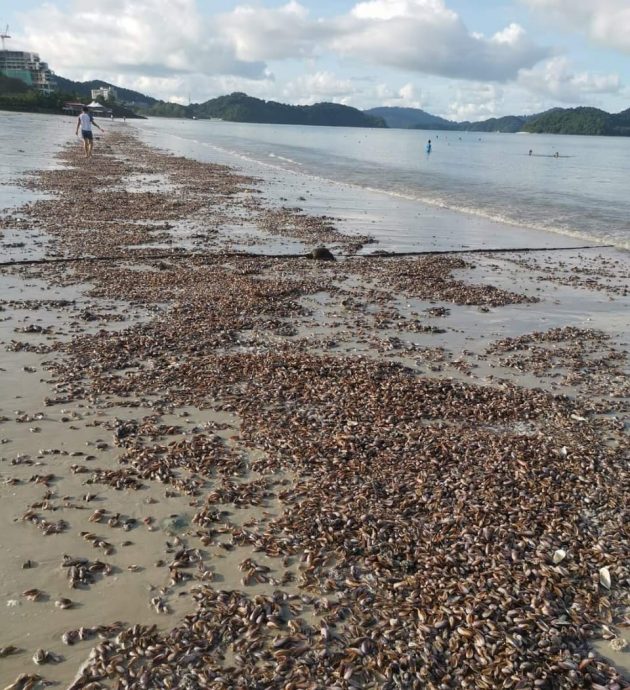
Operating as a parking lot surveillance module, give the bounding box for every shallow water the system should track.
[135,117,630,250]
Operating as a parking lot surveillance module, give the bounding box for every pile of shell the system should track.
[3,128,627,689]
[62,554,114,588]
[485,326,629,412]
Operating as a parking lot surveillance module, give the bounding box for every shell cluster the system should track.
[1,130,627,689]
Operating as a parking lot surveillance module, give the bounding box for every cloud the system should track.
[518,56,621,102]
[446,83,504,121]
[17,0,266,81]
[218,0,549,82]
[373,82,425,108]
[219,1,324,61]
[522,0,630,53]
[282,71,354,104]
[13,0,555,105]
[329,0,550,81]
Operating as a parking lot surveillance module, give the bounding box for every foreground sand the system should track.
[0,130,628,689]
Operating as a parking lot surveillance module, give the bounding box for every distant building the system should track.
[91,85,117,101]
[63,100,112,117]
[0,51,56,94]
[63,101,87,115]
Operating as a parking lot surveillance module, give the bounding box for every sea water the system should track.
[135,117,630,251]
[0,111,74,208]
[2,111,629,252]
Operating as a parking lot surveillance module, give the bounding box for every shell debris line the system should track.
[0,130,628,689]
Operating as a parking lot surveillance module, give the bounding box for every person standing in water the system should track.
[426,139,432,154]
[75,106,104,158]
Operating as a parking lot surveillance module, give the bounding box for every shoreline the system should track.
[132,116,630,254]
[0,127,628,688]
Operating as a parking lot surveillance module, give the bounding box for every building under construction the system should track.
[1,40,57,94]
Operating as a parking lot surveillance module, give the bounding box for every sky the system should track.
[1,0,629,119]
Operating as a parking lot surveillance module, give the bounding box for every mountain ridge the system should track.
[1,74,629,134]
[365,105,630,136]
[363,106,453,130]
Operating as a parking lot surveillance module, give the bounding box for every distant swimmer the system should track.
[529,149,533,156]
[554,151,559,158]
[426,139,432,154]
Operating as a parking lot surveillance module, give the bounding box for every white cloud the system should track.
[217,0,549,82]
[12,0,584,109]
[518,56,621,102]
[17,0,266,82]
[373,82,425,108]
[282,71,354,104]
[446,83,504,121]
[522,0,630,53]
[219,1,323,61]
[328,0,549,81]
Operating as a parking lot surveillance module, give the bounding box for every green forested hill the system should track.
[361,104,630,136]
[609,108,630,136]
[54,76,158,106]
[523,107,611,135]
[147,92,386,128]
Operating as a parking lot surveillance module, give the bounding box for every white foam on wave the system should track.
[357,185,630,251]
[268,153,302,166]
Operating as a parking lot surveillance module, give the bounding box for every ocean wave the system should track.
[268,153,302,166]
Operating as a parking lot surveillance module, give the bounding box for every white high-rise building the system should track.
[91,86,117,101]
[0,51,57,94]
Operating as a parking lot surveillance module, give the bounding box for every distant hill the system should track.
[364,106,456,130]
[609,108,630,136]
[360,104,630,136]
[5,74,628,135]
[55,76,158,107]
[457,115,527,133]
[522,106,630,136]
[147,92,387,128]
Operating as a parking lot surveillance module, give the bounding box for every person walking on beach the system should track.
[426,139,432,154]
[75,106,103,158]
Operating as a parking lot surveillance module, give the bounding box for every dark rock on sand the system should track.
[308,246,336,261]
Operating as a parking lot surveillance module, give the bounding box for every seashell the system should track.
[62,630,77,645]
[32,648,48,664]
[610,637,627,652]
[4,674,43,690]
[55,597,74,609]
[599,566,612,589]
[552,549,566,564]
[22,588,44,601]
[0,645,20,657]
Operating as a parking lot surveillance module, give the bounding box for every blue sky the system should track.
[1,0,628,118]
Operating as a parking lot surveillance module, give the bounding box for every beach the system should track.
[0,116,628,689]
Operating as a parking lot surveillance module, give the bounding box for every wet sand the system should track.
[0,126,628,689]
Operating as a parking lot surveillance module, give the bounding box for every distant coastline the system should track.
[366,105,630,136]
[1,73,629,135]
